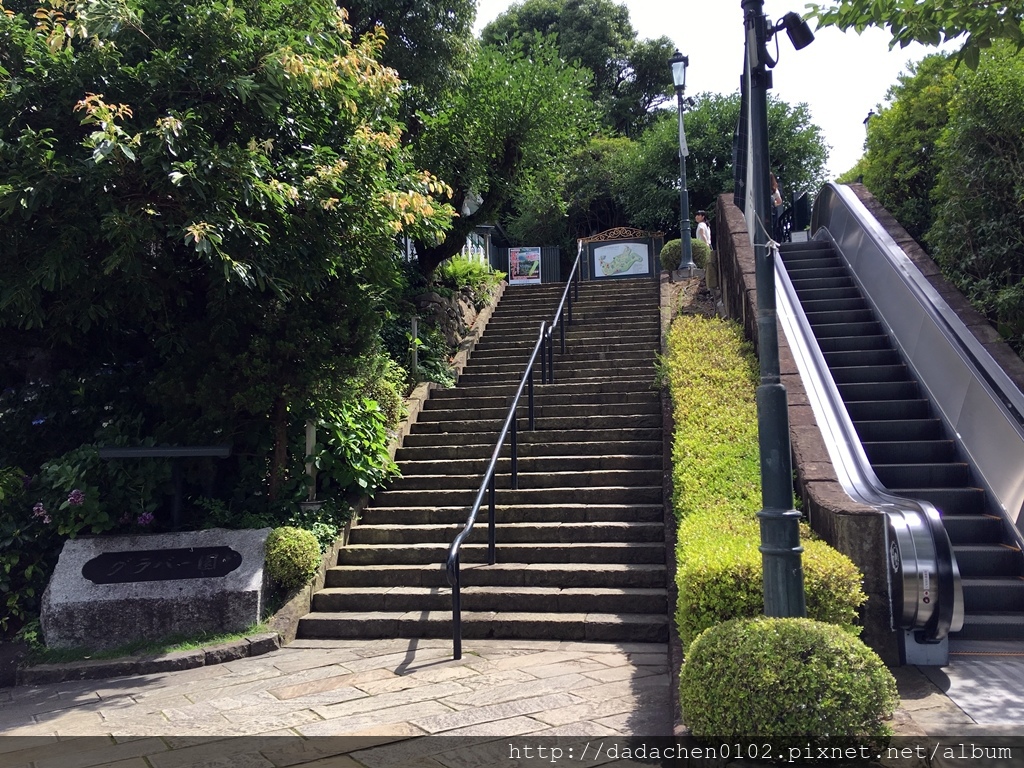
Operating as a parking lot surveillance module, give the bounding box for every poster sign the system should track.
[593,242,650,278]
[509,246,542,284]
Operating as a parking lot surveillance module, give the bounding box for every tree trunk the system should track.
[268,395,289,501]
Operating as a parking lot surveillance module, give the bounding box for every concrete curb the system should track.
[17,631,282,686]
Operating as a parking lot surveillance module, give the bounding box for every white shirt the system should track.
[696,221,711,247]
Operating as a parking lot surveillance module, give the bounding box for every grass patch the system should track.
[22,622,272,666]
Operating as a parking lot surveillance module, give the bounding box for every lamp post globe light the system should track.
[669,50,696,271]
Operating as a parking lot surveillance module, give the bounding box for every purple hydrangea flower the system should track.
[136,512,155,527]
[32,502,51,525]
[67,489,85,506]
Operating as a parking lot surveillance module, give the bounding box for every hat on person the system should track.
[696,210,706,216]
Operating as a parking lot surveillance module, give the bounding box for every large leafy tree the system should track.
[927,45,1024,352]
[0,0,452,488]
[341,0,475,126]
[411,37,595,275]
[853,54,958,241]
[806,0,1024,69]
[481,0,674,135]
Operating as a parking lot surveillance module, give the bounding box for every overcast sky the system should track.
[473,0,955,179]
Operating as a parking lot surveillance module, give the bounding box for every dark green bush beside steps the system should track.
[264,527,321,591]
[659,238,711,272]
[680,618,899,750]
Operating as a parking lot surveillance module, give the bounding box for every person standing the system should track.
[696,210,711,248]
[770,173,784,239]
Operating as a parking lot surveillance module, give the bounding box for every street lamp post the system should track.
[740,0,814,618]
[669,50,695,271]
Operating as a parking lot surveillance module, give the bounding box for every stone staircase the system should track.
[297,277,668,643]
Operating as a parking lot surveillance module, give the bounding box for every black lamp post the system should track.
[740,0,814,618]
[669,50,695,271]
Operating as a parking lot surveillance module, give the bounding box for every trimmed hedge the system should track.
[264,526,321,590]
[663,315,867,648]
[660,238,711,272]
[680,618,898,749]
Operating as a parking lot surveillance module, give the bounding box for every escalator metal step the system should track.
[811,321,885,339]
[846,399,931,421]
[806,309,877,326]
[943,514,1008,545]
[831,364,909,384]
[897,487,988,515]
[853,418,945,442]
[801,297,869,314]
[790,276,857,291]
[793,286,862,303]
[953,545,1024,580]
[956,613,1024,641]
[862,440,956,464]
[874,463,972,488]
[824,349,903,368]
[816,334,892,352]
[839,381,920,401]
[961,579,1024,612]
[785,266,849,281]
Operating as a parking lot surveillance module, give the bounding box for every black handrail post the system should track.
[560,316,566,355]
[568,288,573,326]
[488,474,496,565]
[528,366,535,430]
[511,415,518,489]
[452,561,462,660]
[548,330,554,383]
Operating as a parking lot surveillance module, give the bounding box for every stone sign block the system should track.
[41,527,271,650]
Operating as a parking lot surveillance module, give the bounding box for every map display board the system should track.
[593,242,651,278]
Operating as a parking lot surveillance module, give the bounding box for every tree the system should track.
[927,44,1024,353]
[806,0,1024,69]
[604,93,828,239]
[0,0,453,491]
[481,0,675,135]
[855,54,959,241]
[341,0,475,126]
[411,38,595,275]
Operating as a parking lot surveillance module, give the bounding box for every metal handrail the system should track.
[444,249,584,660]
[543,251,582,382]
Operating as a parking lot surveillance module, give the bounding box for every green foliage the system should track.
[0,465,54,635]
[664,315,867,648]
[481,0,674,135]
[412,36,595,274]
[858,54,959,241]
[690,238,711,270]
[659,240,682,272]
[680,618,898,749]
[436,256,506,310]
[927,44,1024,354]
[806,0,1024,70]
[264,526,321,590]
[675,512,867,648]
[313,399,398,499]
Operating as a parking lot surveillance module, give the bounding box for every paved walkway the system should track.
[0,639,671,767]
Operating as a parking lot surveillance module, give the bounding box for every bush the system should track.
[264,527,321,590]
[660,238,711,272]
[675,512,867,648]
[680,618,898,749]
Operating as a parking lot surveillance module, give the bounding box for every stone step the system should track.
[297,610,668,643]
[335,541,665,566]
[457,367,655,386]
[370,486,663,507]
[409,412,661,434]
[359,503,665,525]
[421,390,659,411]
[395,454,661,476]
[384,468,663,492]
[463,355,656,377]
[311,586,668,614]
[469,340,657,358]
[324,562,667,588]
[416,402,660,423]
[400,427,663,448]
[348,521,665,545]
[395,439,662,462]
[428,379,658,401]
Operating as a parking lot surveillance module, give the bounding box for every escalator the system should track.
[775,183,1024,662]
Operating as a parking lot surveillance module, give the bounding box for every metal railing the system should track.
[444,251,582,659]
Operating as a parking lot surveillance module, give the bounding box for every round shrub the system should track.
[264,527,321,590]
[680,617,898,749]
[690,237,711,269]
[675,514,866,649]
[659,239,682,272]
